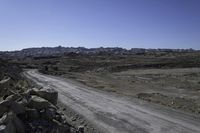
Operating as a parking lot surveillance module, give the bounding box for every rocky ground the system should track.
[0,82,85,133]
[1,51,200,132]
[31,53,200,115]
[62,68,200,115]
[0,59,84,133]
[24,69,200,133]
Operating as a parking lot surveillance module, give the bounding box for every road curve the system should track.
[24,69,200,133]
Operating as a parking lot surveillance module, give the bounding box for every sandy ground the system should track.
[24,69,200,133]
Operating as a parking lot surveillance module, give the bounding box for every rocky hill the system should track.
[0,46,198,58]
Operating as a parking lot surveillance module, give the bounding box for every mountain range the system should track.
[0,46,197,58]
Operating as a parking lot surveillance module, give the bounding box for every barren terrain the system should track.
[24,69,200,133]
[5,50,200,132]
[63,68,200,114]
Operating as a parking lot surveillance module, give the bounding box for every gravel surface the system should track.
[24,69,200,133]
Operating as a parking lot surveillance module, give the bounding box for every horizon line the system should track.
[0,45,199,52]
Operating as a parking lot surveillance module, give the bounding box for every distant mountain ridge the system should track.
[0,46,198,58]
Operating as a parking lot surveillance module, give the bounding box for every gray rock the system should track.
[28,96,53,110]
[9,101,25,115]
[16,98,28,107]
[0,77,11,89]
[6,122,16,133]
[0,125,6,133]
[25,108,39,120]
[0,111,24,133]
[5,94,21,102]
[0,114,7,125]
[0,122,16,133]
[31,88,58,105]
[0,106,7,118]
[0,100,25,115]
[6,112,24,133]
[77,125,84,133]
[28,88,38,96]
[43,108,56,120]
[21,89,32,99]
[51,119,70,133]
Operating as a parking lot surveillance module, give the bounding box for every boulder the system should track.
[28,96,54,110]
[16,98,28,107]
[0,106,7,118]
[21,89,32,99]
[7,112,24,133]
[0,113,7,125]
[9,101,25,115]
[30,88,58,105]
[0,100,25,115]
[42,108,56,120]
[0,125,6,133]
[0,77,11,88]
[0,123,16,133]
[27,88,38,96]
[51,119,70,133]
[6,122,16,133]
[0,111,24,133]
[25,108,39,120]
[5,94,21,102]
[77,125,84,133]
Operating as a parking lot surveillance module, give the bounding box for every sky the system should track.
[0,0,200,51]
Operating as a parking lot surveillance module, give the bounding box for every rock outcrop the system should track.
[0,87,78,133]
[29,88,58,105]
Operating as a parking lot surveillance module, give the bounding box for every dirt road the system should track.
[24,70,200,133]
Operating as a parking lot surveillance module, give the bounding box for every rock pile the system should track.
[0,87,78,133]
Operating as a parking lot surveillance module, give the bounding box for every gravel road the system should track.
[24,70,200,133]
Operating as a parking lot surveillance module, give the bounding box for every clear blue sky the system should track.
[0,0,200,51]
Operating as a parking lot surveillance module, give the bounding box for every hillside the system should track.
[0,46,197,58]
